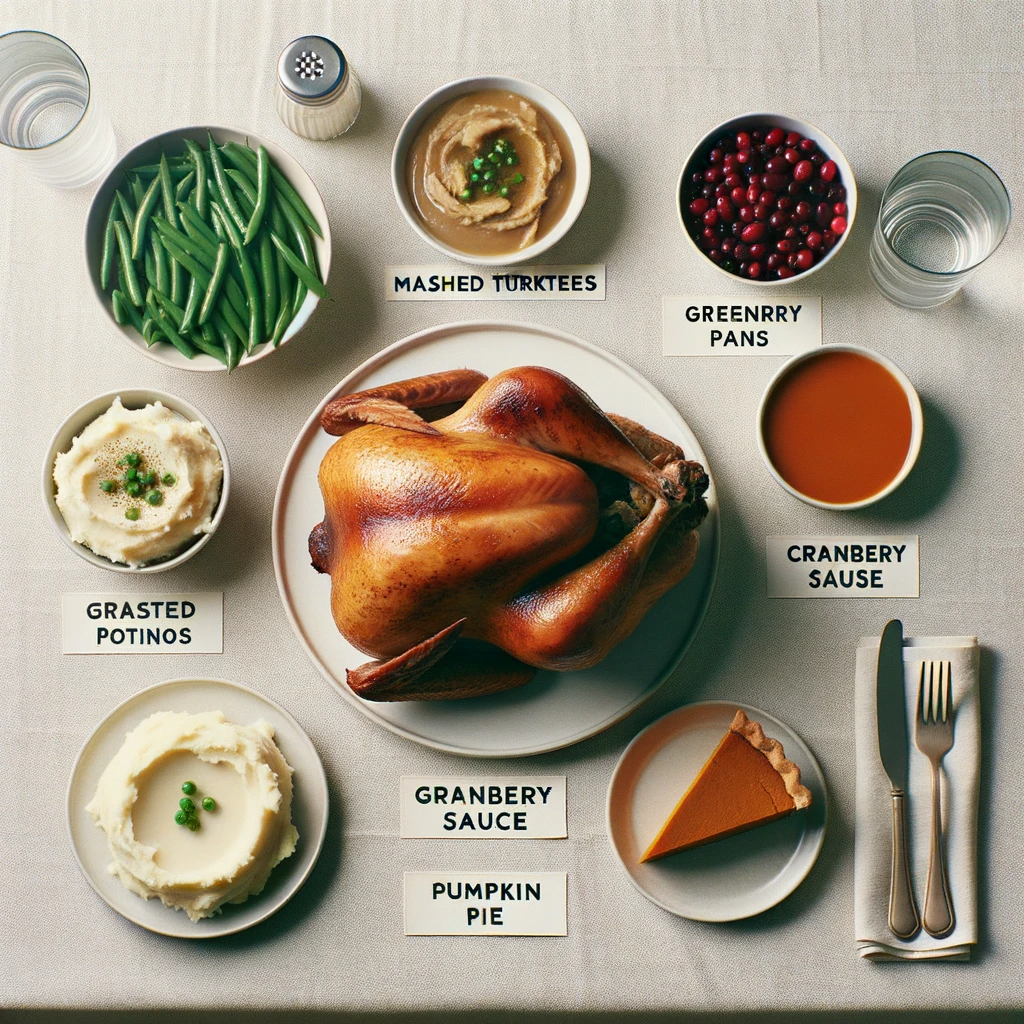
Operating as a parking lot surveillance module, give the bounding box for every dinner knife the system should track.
[877,619,921,940]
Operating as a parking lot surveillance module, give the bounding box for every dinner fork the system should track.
[914,660,956,938]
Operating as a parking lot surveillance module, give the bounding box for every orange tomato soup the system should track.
[762,350,913,504]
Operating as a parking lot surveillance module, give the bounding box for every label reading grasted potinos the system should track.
[400,776,567,839]
[386,265,605,300]
[404,871,567,935]
[766,537,919,598]
[62,593,223,654]
[663,295,821,355]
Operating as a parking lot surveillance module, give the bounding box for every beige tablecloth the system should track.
[1,0,1022,1013]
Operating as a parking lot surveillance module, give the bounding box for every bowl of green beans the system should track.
[85,126,332,371]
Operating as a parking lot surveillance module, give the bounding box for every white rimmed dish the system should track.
[84,125,331,371]
[272,321,718,757]
[607,701,828,922]
[43,388,230,573]
[756,344,924,510]
[677,111,857,286]
[67,677,329,939]
[391,76,591,266]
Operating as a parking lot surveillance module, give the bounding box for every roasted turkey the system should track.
[309,366,709,702]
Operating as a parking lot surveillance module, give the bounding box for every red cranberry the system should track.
[820,160,838,183]
[721,237,735,254]
[769,210,789,229]
[736,131,752,149]
[736,149,752,165]
[776,238,795,253]
[793,160,814,183]
[739,261,750,275]
[783,147,800,164]
[701,185,714,199]
[792,201,811,224]
[765,156,790,174]
[701,226,717,243]
[753,202,771,221]
[749,243,767,258]
[787,253,800,269]
[739,205,756,223]
[776,265,796,278]
[723,152,739,169]
[751,129,763,142]
[709,148,723,164]
[784,225,799,239]
[708,248,723,263]
[798,137,816,153]
[703,209,719,226]
[787,180,802,196]
[691,172,703,184]
[806,230,823,250]
[731,220,744,236]
[748,174,762,189]
[724,175,743,190]
[734,243,750,259]
[798,223,810,236]
[807,179,826,196]
[741,221,768,243]
[765,127,785,146]
[784,131,801,147]
[776,196,794,211]
[810,152,825,166]
[831,215,848,234]
[767,253,784,270]
[747,261,763,279]
[763,172,789,192]
[833,202,847,216]
[822,228,837,246]
[716,197,734,219]
[815,202,833,227]
[715,183,730,198]
[795,249,814,270]
[704,167,722,183]
[828,185,846,201]
[689,198,709,215]
[731,186,747,204]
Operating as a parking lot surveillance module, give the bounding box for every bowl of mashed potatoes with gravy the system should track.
[44,389,229,572]
[393,76,591,265]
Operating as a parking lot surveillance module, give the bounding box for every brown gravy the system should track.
[406,89,576,257]
[763,350,913,504]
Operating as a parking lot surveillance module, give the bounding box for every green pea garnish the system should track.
[482,183,495,194]
[125,452,141,467]
[125,508,140,521]
[179,797,195,812]
[506,154,519,166]
[202,797,216,812]
[472,157,484,170]
[146,490,163,506]
[125,468,139,482]
[186,818,201,832]
[511,172,524,184]
[499,186,509,198]
[488,152,501,164]
[482,170,494,182]
[125,481,141,497]
[174,810,188,825]
[458,188,471,201]
[469,173,480,183]
[142,471,157,486]
[161,473,176,486]
[99,480,116,493]
[181,781,196,795]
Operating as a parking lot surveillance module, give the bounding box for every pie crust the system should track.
[728,709,812,809]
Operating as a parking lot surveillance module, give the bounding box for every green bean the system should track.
[180,274,201,334]
[184,140,209,219]
[243,145,271,244]
[219,143,258,187]
[273,195,318,277]
[186,324,227,365]
[151,231,169,296]
[143,245,156,290]
[208,131,248,235]
[215,294,248,346]
[128,160,192,177]
[158,154,179,228]
[223,141,322,238]
[225,168,256,208]
[170,258,184,305]
[151,287,184,327]
[100,202,118,291]
[131,175,162,258]
[113,290,145,332]
[113,220,143,307]
[141,317,161,346]
[210,312,240,370]
[129,175,145,208]
[270,230,328,298]
[152,216,216,270]
[178,200,219,247]
[212,201,261,350]
[270,203,294,323]
[258,233,277,336]
[199,243,230,326]
[153,307,197,360]
[270,294,292,348]
[114,189,136,229]
[174,170,196,202]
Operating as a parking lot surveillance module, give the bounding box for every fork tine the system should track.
[917,662,927,723]
[943,662,952,723]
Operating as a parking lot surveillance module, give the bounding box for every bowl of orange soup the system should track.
[757,345,923,509]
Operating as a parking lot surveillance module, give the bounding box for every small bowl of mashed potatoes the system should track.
[44,389,229,573]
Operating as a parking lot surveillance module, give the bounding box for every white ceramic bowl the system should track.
[391,76,591,266]
[756,344,923,510]
[677,112,857,287]
[84,126,331,371]
[43,389,230,572]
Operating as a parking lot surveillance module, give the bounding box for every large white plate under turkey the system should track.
[273,322,719,757]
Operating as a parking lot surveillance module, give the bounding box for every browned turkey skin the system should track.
[310,366,709,702]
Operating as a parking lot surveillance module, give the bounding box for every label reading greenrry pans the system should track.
[663,295,821,355]
[766,537,919,598]
[386,265,605,300]
[61,593,223,653]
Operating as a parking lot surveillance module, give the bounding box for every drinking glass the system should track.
[868,151,1010,309]
[0,30,116,188]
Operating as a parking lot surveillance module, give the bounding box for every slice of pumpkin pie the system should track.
[641,709,812,862]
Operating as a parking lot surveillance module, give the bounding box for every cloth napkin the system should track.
[854,636,980,960]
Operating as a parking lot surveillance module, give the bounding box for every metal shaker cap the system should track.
[277,36,346,104]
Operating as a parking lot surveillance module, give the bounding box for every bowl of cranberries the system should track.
[678,113,856,284]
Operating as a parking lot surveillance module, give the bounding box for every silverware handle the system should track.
[889,789,921,940]
[923,763,956,938]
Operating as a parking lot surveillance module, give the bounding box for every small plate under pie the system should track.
[67,678,329,938]
[606,701,827,921]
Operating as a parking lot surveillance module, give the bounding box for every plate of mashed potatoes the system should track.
[67,677,328,937]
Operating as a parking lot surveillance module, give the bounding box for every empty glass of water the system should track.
[0,30,116,188]
[868,151,1010,309]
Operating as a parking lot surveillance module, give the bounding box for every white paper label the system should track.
[61,593,223,654]
[400,776,566,839]
[386,265,605,300]
[662,295,821,355]
[404,872,567,935]
[766,537,919,598]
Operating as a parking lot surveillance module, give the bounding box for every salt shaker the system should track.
[275,35,361,140]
